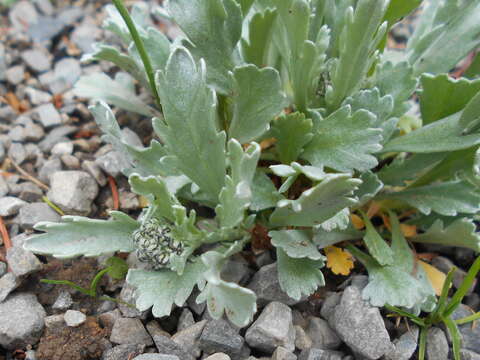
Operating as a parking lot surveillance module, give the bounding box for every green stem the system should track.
[454,311,480,325]
[112,0,162,109]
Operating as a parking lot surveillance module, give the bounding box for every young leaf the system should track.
[269,230,323,260]
[74,73,156,117]
[216,140,260,228]
[361,213,394,266]
[129,174,179,222]
[197,250,257,327]
[313,225,364,249]
[302,107,383,172]
[354,171,384,207]
[25,212,138,258]
[127,259,206,318]
[106,256,129,280]
[228,65,286,144]
[325,0,388,109]
[325,246,354,276]
[344,88,394,126]
[167,0,242,93]
[155,47,227,200]
[271,112,314,165]
[380,181,480,216]
[249,171,284,211]
[276,248,325,301]
[269,174,361,227]
[412,218,480,252]
[420,74,480,125]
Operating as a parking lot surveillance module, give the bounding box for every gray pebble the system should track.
[44,314,64,328]
[8,0,38,30]
[8,142,27,164]
[38,125,76,152]
[38,158,62,184]
[118,283,148,318]
[199,319,244,357]
[305,316,341,350]
[6,246,42,277]
[0,273,20,303]
[24,87,52,106]
[177,308,195,332]
[426,327,448,360]
[0,197,27,216]
[15,202,60,229]
[102,344,145,360]
[0,293,46,350]
[21,49,51,73]
[81,160,107,186]
[64,310,87,327]
[96,151,129,178]
[52,290,73,311]
[23,121,45,141]
[47,171,98,215]
[51,141,74,156]
[50,58,82,93]
[152,334,195,360]
[6,65,24,85]
[298,348,344,360]
[34,103,62,128]
[245,301,295,353]
[110,318,153,346]
[134,355,180,360]
[171,320,207,358]
[61,154,81,169]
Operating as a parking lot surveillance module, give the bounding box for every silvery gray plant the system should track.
[24,0,480,327]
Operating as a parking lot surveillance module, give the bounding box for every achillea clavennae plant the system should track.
[25,0,480,328]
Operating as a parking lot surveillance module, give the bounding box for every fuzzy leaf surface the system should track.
[127,259,206,318]
[362,214,394,266]
[155,47,226,200]
[249,171,284,211]
[269,230,323,260]
[382,181,480,216]
[276,248,325,301]
[25,212,138,258]
[270,174,361,227]
[313,226,363,249]
[412,218,480,252]
[228,65,286,143]
[303,107,383,172]
[167,0,242,93]
[354,171,384,207]
[271,112,313,164]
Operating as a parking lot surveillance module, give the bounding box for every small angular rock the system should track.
[52,291,73,311]
[272,347,297,360]
[38,158,62,184]
[177,308,195,331]
[96,151,129,178]
[8,143,27,164]
[171,320,206,358]
[47,171,98,215]
[134,355,180,360]
[0,293,46,350]
[298,348,344,360]
[0,273,20,303]
[102,344,145,360]
[0,197,27,216]
[153,334,195,360]
[385,326,419,360]
[204,354,231,360]
[426,327,448,360]
[6,65,24,85]
[245,302,295,353]
[6,246,42,277]
[199,320,244,357]
[82,160,107,186]
[305,317,341,350]
[21,49,51,72]
[34,103,62,128]
[15,202,61,229]
[64,310,87,327]
[110,318,153,346]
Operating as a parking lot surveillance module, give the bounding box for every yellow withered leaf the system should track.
[419,260,447,296]
[325,246,354,276]
[351,214,365,230]
[400,224,417,237]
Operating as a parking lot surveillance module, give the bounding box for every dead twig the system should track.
[108,176,120,210]
[8,157,49,191]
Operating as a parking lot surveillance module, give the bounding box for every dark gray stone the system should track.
[110,318,153,346]
[298,348,344,360]
[38,158,62,184]
[247,263,302,306]
[6,246,42,277]
[245,301,295,353]
[171,320,206,358]
[432,256,476,294]
[199,320,244,357]
[452,305,480,354]
[272,347,297,360]
[0,293,46,350]
[306,317,341,350]
[384,327,419,360]
[426,327,448,360]
[152,334,195,360]
[331,286,392,359]
[47,171,98,215]
[178,308,195,331]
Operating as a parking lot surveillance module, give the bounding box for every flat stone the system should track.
[152,334,195,360]
[102,344,145,360]
[0,197,27,216]
[82,160,107,186]
[27,16,65,43]
[9,0,38,29]
[134,355,180,360]
[9,126,26,142]
[34,103,62,128]
[21,49,51,72]
[247,263,302,306]
[426,327,448,360]
[272,347,297,360]
[298,348,344,360]
[8,143,27,164]
[25,87,52,106]
[199,319,244,357]
[305,317,341,350]
[6,246,42,277]
[15,202,61,229]
[204,354,231,360]
[23,121,45,141]
[177,308,195,331]
[38,158,62,184]
[50,58,82,93]
[51,141,74,156]
[110,318,153,346]
[245,301,295,353]
[64,310,86,327]
[52,290,73,311]
[71,19,101,53]
[0,273,20,303]
[171,320,207,358]
[6,65,24,85]
[331,286,392,360]
[38,125,77,152]
[0,293,46,350]
[146,321,169,339]
[47,171,98,215]
[385,327,419,360]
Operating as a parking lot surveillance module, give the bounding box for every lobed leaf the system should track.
[269,230,323,260]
